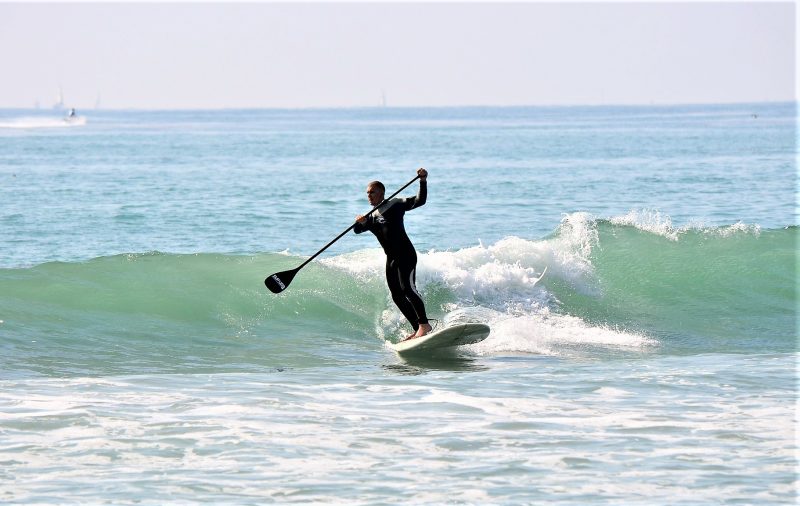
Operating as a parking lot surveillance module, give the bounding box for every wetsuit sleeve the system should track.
[404,179,427,210]
[353,217,370,234]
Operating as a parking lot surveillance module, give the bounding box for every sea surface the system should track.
[0,103,796,504]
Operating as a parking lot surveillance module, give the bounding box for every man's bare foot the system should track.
[414,323,433,338]
[401,331,418,342]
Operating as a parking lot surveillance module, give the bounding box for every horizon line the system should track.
[0,99,795,113]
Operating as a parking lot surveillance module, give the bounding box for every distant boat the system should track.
[53,86,65,111]
[61,108,86,126]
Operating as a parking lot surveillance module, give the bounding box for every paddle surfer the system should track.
[355,168,432,341]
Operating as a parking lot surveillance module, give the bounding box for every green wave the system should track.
[0,252,388,377]
[549,223,797,353]
[1,223,795,377]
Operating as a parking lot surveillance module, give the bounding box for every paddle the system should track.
[265,174,421,293]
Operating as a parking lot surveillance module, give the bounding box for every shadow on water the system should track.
[382,350,489,375]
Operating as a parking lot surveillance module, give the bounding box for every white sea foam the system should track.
[475,313,656,356]
[325,215,655,355]
[610,208,681,240]
[713,221,762,237]
[326,212,600,302]
[1,355,795,505]
[609,209,762,240]
[0,116,86,129]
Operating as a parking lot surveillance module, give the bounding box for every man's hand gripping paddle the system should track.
[265,175,421,293]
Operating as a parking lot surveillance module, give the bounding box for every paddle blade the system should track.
[265,269,297,293]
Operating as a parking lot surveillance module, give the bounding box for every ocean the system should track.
[0,103,796,504]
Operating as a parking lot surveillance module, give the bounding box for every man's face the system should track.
[366,185,384,206]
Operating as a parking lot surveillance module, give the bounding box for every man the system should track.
[355,168,432,340]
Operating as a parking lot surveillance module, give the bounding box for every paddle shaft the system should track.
[295,174,421,271]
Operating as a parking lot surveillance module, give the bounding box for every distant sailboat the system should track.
[381,89,387,108]
[53,86,65,111]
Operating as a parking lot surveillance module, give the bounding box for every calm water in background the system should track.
[0,103,796,504]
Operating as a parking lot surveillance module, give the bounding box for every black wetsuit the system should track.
[354,180,429,330]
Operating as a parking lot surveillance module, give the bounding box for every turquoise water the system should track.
[0,103,796,504]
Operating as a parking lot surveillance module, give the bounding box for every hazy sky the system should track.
[0,2,795,109]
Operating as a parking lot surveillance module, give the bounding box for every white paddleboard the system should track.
[391,323,491,355]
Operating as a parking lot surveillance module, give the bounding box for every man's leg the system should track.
[395,256,431,338]
[386,259,420,337]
